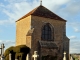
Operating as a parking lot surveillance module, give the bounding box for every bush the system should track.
[4,46,14,57]
[15,53,23,60]
[14,45,30,53]
[4,45,30,60]
[4,54,9,60]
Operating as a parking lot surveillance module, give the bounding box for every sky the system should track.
[0,0,80,53]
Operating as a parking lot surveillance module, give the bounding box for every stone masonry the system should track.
[16,5,70,60]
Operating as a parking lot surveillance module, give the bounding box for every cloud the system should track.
[68,22,80,27]
[0,40,15,50]
[64,1,80,15]
[43,0,69,10]
[67,22,80,33]
[0,40,15,45]
[69,36,77,39]
[0,0,71,25]
[0,20,14,25]
[56,0,80,21]
[73,28,80,33]
[0,0,80,26]
[0,0,40,25]
[4,0,27,3]
[70,41,80,53]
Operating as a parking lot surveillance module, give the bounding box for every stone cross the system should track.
[0,43,5,55]
[0,43,5,60]
[9,53,11,60]
[15,59,18,60]
[1,55,5,60]
[70,56,73,60]
[40,0,42,5]
[63,51,66,60]
[32,51,39,60]
[26,54,29,60]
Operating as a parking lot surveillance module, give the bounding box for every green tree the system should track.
[4,45,30,60]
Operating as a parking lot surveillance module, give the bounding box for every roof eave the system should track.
[31,15,67,22]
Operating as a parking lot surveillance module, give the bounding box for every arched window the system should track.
[41,23,52,40]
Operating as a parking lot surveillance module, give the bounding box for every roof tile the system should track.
[16,5,66,22]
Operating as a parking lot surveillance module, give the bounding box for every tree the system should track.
[4,45,30,60]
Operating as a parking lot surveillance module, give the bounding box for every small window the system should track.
[41,23,52,40]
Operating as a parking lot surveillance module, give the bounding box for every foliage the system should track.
[4,46,14,57]
[72,54,79,60]
[14,45,30,53]
[4,45,30,60]
[4,54,9,60]
[15,53,23,60]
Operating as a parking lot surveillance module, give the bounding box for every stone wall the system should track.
[31,15,66,53]
[16,15,69,60]
[16,15,31,46]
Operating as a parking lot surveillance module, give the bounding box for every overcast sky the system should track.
[0,0,80,53]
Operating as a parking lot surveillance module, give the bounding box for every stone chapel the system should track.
[16,4,70,60]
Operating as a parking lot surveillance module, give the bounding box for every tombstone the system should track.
[1,55,5,60]
[1,43,5,55]
[0,43,5,60]
[0,43,5,55]
[27,54,29,60]
[9,53,11,60]
[70,56,73,60]
[15,59,18,60]
[32,51,39,60]
[63,51,66,60]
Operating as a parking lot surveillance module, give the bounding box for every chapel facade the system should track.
[16,5,70,60]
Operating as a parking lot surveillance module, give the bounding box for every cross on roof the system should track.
[40,0,42,5]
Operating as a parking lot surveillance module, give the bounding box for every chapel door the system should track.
[42,55,57,60]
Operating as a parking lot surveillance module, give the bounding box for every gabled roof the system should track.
[16,5,66,22]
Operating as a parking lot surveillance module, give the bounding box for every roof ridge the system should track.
[16,6,40,22]
[39,6,66,21]
[16,5,66,22]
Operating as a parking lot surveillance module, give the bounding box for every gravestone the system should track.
[0,43,5,60]
[15,59,18,60]
[9,53,11,60]
[70,56,73,60]
[63,51,66,60]
[0,43,5,55]
[32,51,39,60]
[27,54,29,60]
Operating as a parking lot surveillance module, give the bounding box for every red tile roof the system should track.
[16,5,66,22]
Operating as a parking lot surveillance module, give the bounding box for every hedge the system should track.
[4,45,30,60]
